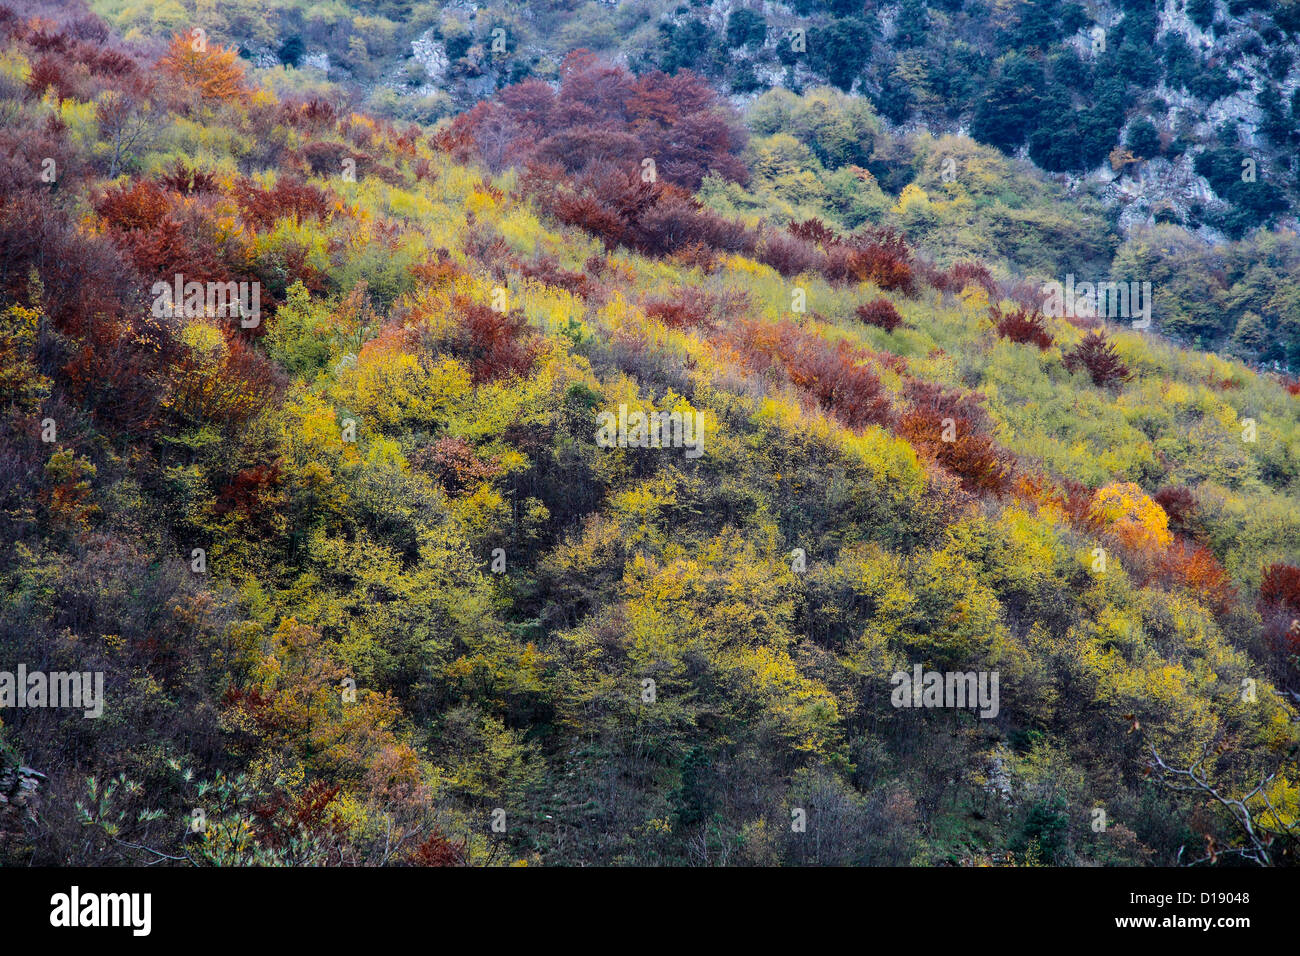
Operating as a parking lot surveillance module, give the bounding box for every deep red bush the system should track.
[779,221,916,292]
[529,160,754,263]
[925,259,997,296]
[276,96,338,131]
[456,52,747,190]
[156,159,220,195]
[98,191,239,286]
[517,255,596,298]
[1154,485,1197,530]
[856,298,904,332]
[991,304,1053,349]
[26,53,79,101]
[1064,330,1131,386]
[787,218,839,247]
[846,229,915,293]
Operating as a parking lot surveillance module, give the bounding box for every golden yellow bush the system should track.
[1089,481,1173,551]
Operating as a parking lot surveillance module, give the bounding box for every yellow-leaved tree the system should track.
[1089,481,1173,552]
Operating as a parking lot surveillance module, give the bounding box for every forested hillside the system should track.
[81,0,1300,362]
[1,0,1298,866]
[86,0,1300,239]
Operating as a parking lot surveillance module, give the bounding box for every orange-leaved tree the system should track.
[158,32,249,102]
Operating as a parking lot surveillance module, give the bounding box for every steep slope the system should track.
[1,1,1298,866]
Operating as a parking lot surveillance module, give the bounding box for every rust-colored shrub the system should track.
[731,321,894,430]
[1260,563,1300,613]
[277,96,339,131]
[26,53,79,101]
[899,380,1015,494]
[406,828,468,867]
[669,241,718,273]
[232,176,331,231]
[1258,563,1300,677]
[787,217,839,247]
[784,220,916,292]
[419,436,502,494]
[448,296,539,384]
[101,199,234,285]
[1157,540,1236,616]
[644,287,715,330]
[530,161,752,262]
[456,53,747,190]
[846,228,915,294]
[921,259,996,295]
[947,260,997,295]
[410,249,465,288]
[94,179,171,232]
